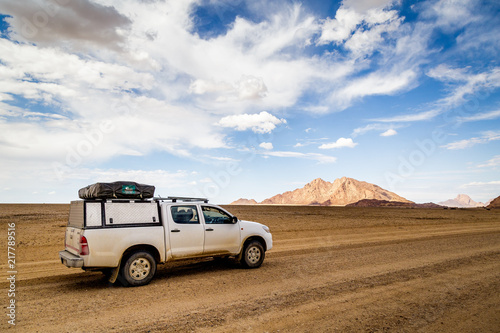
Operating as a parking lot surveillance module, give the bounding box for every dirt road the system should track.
[1,204,499,332]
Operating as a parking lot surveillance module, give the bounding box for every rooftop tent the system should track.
[78,181,155,199]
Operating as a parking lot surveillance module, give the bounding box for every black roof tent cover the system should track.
[78,181,155,199]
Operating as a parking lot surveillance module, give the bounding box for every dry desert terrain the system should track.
[1,204,499,332]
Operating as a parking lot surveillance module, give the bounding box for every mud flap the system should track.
[108,265,120,284]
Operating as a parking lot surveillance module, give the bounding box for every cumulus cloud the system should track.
[0,0,132,51]
[380,129,397,137]
[218,111,286,134]
[189,75,267,102]
[317,0,402,59]
[419,0,478,32]
[259,142,273,150]
[319,137,358,149]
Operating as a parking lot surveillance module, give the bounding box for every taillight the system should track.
[80,235,89,255]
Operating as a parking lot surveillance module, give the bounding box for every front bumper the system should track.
[59,250,84,268]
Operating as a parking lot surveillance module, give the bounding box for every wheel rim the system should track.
[129,257,151,281]
[246,246,261,264]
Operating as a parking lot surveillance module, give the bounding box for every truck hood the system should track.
[239,220,265,227]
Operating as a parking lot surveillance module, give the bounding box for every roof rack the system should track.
[154,196,209,203]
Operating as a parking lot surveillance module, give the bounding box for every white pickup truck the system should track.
[59,196,272,286]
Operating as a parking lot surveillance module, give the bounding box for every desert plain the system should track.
[1,203,499,332]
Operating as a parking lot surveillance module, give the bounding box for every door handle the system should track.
[205,228,214,231]
[171,229,180,233]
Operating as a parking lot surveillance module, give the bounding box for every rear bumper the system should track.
[59,250,84,268]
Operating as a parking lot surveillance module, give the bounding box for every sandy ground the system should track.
[1,204,499,332]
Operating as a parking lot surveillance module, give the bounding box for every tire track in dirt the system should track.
[139,251,500,332]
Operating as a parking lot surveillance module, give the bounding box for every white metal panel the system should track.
[85,202,102,227]
[104,201,159,225]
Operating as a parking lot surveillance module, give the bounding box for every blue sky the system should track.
[0,0,499,204]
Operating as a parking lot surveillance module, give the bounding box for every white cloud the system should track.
[352,123,403,137]
[477,155,500,168]
[317,0,399,48]
[259,142,273,150]
[189,75,268,102]
[420,0,478,32]
[441,131,500,150]
[319,137,358,149]
[460,180,500,188]
[317,8,362,44]
[263,151,337,164]
[428,66,500,110]
[331,69,417,111]
[457,109,500,123]
[371,109,442,123]
[218,111,286,134]
[372,66,500,123]
[380,129,397,137]
[0,0,132,51]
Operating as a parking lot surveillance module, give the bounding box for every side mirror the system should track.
[231,216,238,224]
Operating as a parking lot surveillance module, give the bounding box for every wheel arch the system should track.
[241,235,267,252]
[121,244,161,265]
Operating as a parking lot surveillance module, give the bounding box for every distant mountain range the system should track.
[438,194,485,208]
[230,198,258,205]
[230,177,497,208]
[231,177,412,206]
[346,199,444,208]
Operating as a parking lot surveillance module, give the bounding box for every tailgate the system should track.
[65,227,84,256]
[65,201,85,255]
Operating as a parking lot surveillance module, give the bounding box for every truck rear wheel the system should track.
[240,240,265,268]
[120,251,156,287]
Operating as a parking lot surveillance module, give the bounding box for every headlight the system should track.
[262,225,271,233]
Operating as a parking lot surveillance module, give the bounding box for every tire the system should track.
[120,251,156,287]
[240,240,265,268]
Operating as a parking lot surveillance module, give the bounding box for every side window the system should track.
[171,206,199,224]
[202,206,232,224]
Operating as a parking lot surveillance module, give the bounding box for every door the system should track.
[201,206,241,254]
[167,205,205,258]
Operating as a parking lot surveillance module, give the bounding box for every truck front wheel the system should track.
[120,251,156,287]
[240,240,265,268]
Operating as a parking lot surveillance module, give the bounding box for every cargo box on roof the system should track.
[78,181,155,200]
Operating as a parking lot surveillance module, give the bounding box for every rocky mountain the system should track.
[486,196,500,209]
[260,177,412,206]
[230,198,258,205]
[438,194,485,208]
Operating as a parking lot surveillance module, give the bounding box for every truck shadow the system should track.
[155,257,241,280]
[52,257,243,291]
